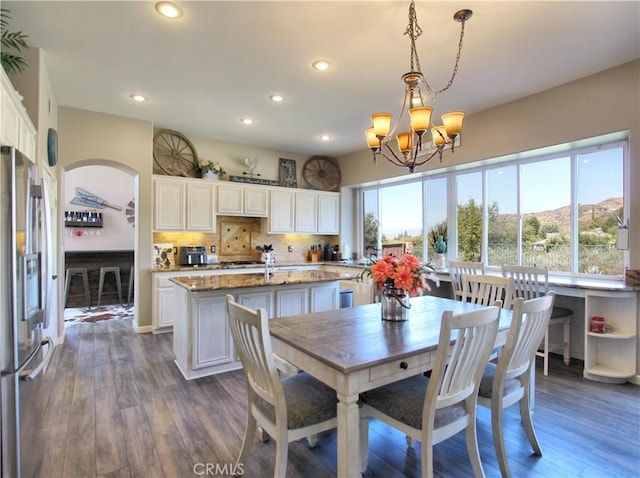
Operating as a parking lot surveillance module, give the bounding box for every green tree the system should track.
[363,211,379,250]
[523,216,541,243]
[457,198,482,261]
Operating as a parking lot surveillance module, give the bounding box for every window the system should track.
[359,134,627,278]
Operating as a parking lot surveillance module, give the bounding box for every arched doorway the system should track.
[58,160,139,336]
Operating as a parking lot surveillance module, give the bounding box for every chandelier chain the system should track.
[405,0,423,74]
[432,19,467,98]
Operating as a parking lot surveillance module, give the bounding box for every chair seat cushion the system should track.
[551,306,572,319]
[478,362,521,399]
[360,375,466,430]
[254,372,337,430]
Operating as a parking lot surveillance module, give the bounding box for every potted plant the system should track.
[1,8,29,76]
[199,160,225,180]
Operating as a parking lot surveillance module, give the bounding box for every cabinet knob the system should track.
[400,361,408,370]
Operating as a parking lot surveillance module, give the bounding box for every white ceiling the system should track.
[5,1,640,158]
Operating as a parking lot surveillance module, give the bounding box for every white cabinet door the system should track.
[155,286,178,329]
[1,82,20,149]
[193,294,233,369]
[187,182,216,231]
[317,192,340,234]
[269,190,295,233]
[295,192,318,233]
[245,187,269,216]
[276,288,309,317]
[237,290,274,317]
[310,283,339,312]
[154,178,186,231]
[218,184,244,215]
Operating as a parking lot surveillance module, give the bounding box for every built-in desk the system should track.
[64,250,133,307]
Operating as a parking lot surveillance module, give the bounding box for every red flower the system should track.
[360,253,437,296]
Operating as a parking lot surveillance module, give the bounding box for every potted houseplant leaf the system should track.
[1,9,29,76]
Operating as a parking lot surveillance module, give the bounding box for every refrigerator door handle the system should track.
[19,337,55,381]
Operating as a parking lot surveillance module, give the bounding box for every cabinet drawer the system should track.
[369,352,432,382]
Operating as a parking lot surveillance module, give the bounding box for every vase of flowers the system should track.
[359,254,438,321]
[199,160,225,180]
[433,235,447,269]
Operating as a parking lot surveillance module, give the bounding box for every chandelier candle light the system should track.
[365,1,472,173]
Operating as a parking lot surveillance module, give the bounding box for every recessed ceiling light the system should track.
[155,1,183,19]
[269,94,284,103]
[312,60,330,71]
[241,118,254,125]
[130,93,147,102]
[320,135,331,142]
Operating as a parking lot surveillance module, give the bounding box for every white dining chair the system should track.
[448,260,485,301]
[226,295,338,477]
[501,264,572,376]
[359,305,500,478]
[477,293,555,478]
[463,274,513,310]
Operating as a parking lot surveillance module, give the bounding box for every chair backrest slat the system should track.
[501,293,555,380]
[501,264,549,302]
[426,306,500,411]
[462,274,513,310]
[448,260,485,301]
[226,294,284,408]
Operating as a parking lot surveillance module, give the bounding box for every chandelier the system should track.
[365,1,472,173]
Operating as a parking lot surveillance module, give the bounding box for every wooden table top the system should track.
[270,295,512,374]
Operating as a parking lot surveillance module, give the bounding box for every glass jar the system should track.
[381,287,411,321]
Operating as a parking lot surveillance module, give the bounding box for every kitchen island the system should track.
[169,270,358,379]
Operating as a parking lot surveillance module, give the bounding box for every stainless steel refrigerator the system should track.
[1,146,55,478]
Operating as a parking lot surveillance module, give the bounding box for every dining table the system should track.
[269,294,513,477]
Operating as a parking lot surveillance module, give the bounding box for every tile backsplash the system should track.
[153,216,338,263]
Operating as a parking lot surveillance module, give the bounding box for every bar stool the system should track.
[64,268,91,309]
[127,265,134,306]
[97,266,122,307]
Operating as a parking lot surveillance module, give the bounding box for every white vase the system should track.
[434,253,446,269]
[203,171,219,181]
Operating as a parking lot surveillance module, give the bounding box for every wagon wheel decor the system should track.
[153,129,199,177]
[302,156,341,191]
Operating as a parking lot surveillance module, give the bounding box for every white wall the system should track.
[63,165,135,251]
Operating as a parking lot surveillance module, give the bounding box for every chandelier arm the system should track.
[377,144,411,168]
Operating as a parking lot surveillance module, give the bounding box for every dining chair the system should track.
[477,293,555,478]
[359,305,500,478]
[501,264,572,376]
[462,274,513,310]
[448,260,485,301]
[226,295,338,477]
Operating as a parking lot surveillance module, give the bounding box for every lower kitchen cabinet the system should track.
[171,281,341,379]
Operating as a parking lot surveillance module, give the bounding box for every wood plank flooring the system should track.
[29,318,639,478]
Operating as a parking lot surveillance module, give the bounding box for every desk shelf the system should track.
[584,291,637,384]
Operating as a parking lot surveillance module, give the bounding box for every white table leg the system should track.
[337,391,362,477]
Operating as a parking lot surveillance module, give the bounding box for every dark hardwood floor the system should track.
[29,318,639,478]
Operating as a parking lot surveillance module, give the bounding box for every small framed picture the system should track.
[279,158,297,188]
[152,243,175,269]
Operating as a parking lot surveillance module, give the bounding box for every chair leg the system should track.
[420,432,436,478]
[492,398,511,478]
[542,330,550,376]
[237,413,257,474]
[306,434,318,447]
[465,407,485,478]
[274,434,288,478]
[562,320,571,366]
[519,386,542,456]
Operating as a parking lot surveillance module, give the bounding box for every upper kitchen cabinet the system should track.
[217,182,268,217]
[270,188,340,234]
[268,189,295,233]
[1,69,36,160]
[316,190,339,234]
[153,175,216,232]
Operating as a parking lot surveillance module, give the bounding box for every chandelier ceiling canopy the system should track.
[365,1,472,173]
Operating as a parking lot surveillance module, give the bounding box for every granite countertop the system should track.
[152,260,368,273]
[170,270,360,292]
